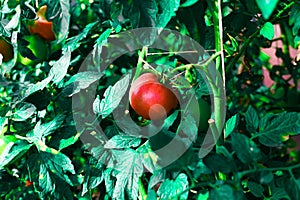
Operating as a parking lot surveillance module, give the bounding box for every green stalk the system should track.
[133,46,148,81]
[237,163,300,180]
[138,178,147,200]
[207,0,226,137]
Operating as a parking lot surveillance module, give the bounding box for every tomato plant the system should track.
[1,0,300,199]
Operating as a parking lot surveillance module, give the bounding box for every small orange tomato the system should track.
[28,5,56,41]
[25,180,33,187]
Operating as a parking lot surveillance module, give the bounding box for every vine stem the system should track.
[207,0,226,137]
[170,51,222,74]
[138,178,147,200]
[216,0,225,89]
[133,46,148,81]
[237,163,300,180]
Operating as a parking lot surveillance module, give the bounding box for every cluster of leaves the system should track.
[0,0,300,199]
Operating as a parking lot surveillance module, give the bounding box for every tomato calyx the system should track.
[28,5,56,41]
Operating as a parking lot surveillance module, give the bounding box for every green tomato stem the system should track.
[237,163,300,180]
[138,178,147,200]
[208,0,226,140]
[133,46,148,81]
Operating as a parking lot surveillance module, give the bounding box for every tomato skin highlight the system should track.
[129,73,158,97]
[0,38,13,62]
[129,76,178,120]
[28,5,56,41]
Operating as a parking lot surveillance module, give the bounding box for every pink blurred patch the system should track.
[261,24,300,90]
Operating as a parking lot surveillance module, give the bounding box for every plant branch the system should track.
[207,0,226,138]
[138,178,147,200]
[133,46,148,81]
[237,163,300,179]
[171,51,222,74]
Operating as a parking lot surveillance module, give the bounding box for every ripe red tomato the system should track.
[28,5,56,41]
[0,37,13,62]
[129,73,178,120]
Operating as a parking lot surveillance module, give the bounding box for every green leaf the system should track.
[260,22,274,40]
[255,0,279,20]
[124,0,179,29]
[0,140,32,169]
[259,171,273,184]
[247,181,264,197]
[93,74,130,118]
[181,114,198,142]
[82,158,104,195]
[0,117,7,133]
[104,135,141,149]
[21,76,53,100]
[189,159,211,179]
[148,170,166,190]
[63,21,98,52]
[37,153,75,199]
[147,189,157,200]
[28,114,65,141]
[286,178,300,200]
[157,173,189,200]
[111,150,144,200]
[271,186,290,200]
[231,133,261,164]
[258,112,300,147]
[209,185,234,199]
[180,0,199,8]
[64,71,102,96]
[96,28,112,45]
[245,106,259,133]
[138,141,159,173]
[55,0,71,43]
[38,163,54,194]
[103,168,115,197]
[58,131,81,151]
[42,150,75,174]
[49,51,71,84]
[135,1,158,28]
[203,153,234,174]
[4,5,20,31]
[224,114,239,138]
[12,102,36,121]
[0,170,19,197]
[197,192,209,200]
[156,0,180,28]
[36,150,76,197]
[289,2,300,47]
